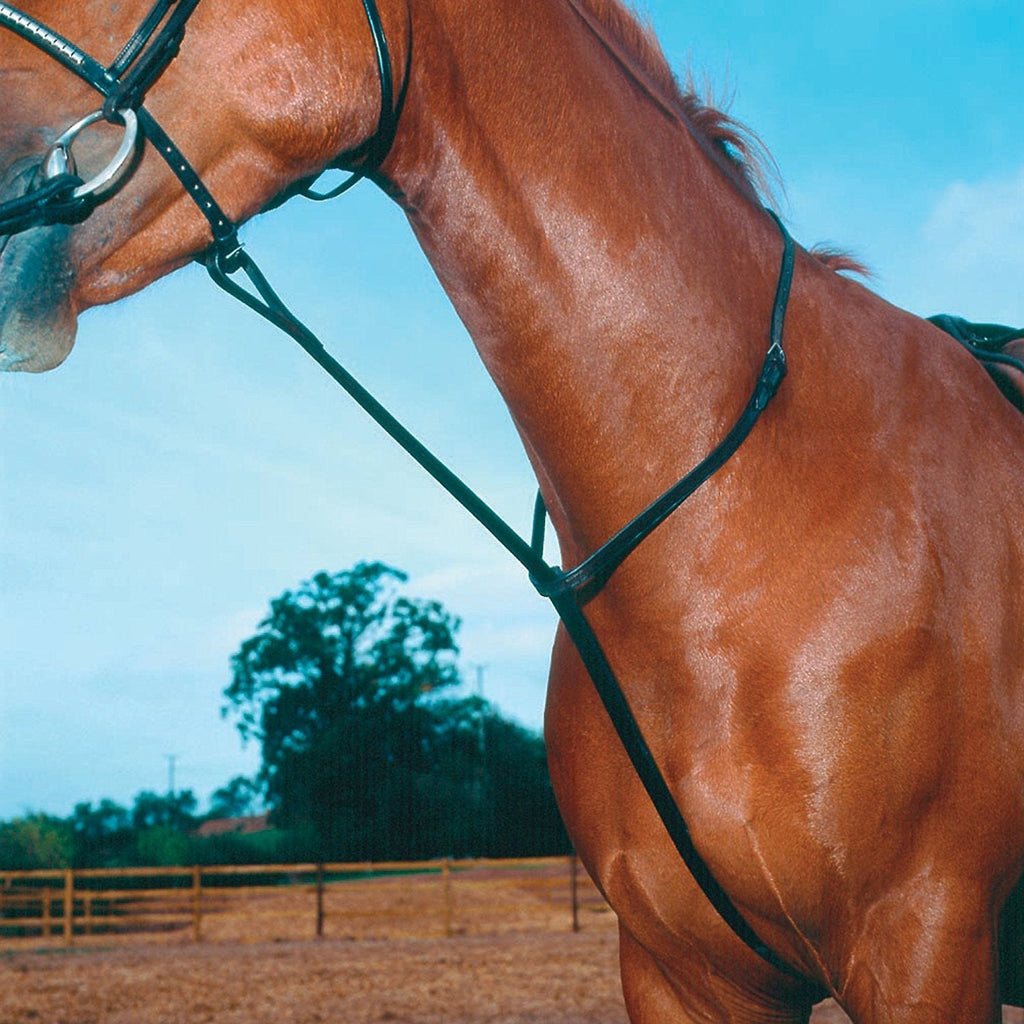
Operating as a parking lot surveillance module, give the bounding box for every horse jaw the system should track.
[0,224,77,372]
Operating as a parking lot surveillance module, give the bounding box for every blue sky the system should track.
[2,1,1022,820]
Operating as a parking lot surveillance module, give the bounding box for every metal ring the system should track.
[42,108,139,199]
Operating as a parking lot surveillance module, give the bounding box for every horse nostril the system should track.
[0,159,35,253]
[1,155,41,196]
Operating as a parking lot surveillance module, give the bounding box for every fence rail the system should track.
[0,856,610,947]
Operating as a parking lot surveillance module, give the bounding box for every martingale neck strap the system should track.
[534,211,792,602]
[206,210,812,988]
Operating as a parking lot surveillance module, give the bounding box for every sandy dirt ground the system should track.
[0,931,866,1024]
[5,930,1024,1022]
[1,864,1020,1022]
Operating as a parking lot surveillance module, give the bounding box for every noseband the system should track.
[0,0,814,991]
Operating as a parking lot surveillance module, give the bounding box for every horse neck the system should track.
[379,0,785,559]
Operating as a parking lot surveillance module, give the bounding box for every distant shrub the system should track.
[0,814,71,870]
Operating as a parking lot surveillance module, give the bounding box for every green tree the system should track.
[72,798,130,838]
[223,561,570,860]
[131,789,198,831]
[136,826,189,866]
[479,714,570,856]
[208,776,260,819]
[70,798,133,867]
[224,562,463,857]
[0,814,71,869]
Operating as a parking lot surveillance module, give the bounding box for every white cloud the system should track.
[924,168,1024,265]
[906,166,1024,324]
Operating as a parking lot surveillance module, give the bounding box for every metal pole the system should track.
[166,754,177,797]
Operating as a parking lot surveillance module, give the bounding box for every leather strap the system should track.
[109,0,180,76]
[929,313,1024,376]
[536,212,791,601]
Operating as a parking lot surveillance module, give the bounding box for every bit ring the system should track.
[43,108,139,199]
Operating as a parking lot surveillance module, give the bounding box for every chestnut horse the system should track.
[2,0,1023,1019]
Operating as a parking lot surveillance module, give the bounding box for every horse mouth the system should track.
[0,155,74,369]
[0,222,77,372]
[0,172,76,372]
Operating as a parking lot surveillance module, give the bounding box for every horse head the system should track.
[0,0,399,371]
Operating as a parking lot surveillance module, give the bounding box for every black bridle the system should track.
[0,0,239,253]
[0,0,395,260]
[0,0,815,990]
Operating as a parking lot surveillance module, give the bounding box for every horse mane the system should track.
[570,0,869,276]
[570,0,773,201]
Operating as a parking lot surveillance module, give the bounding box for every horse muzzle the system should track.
[0,217,77,372]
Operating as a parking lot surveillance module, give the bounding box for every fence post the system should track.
[63,869,74,946]
[442,858,453,938]
[316,863,325,939]
[191,865,202,942]
[41,886,52,938]
[570,854,580,932]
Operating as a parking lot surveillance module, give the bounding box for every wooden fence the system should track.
[0,856,611,947]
